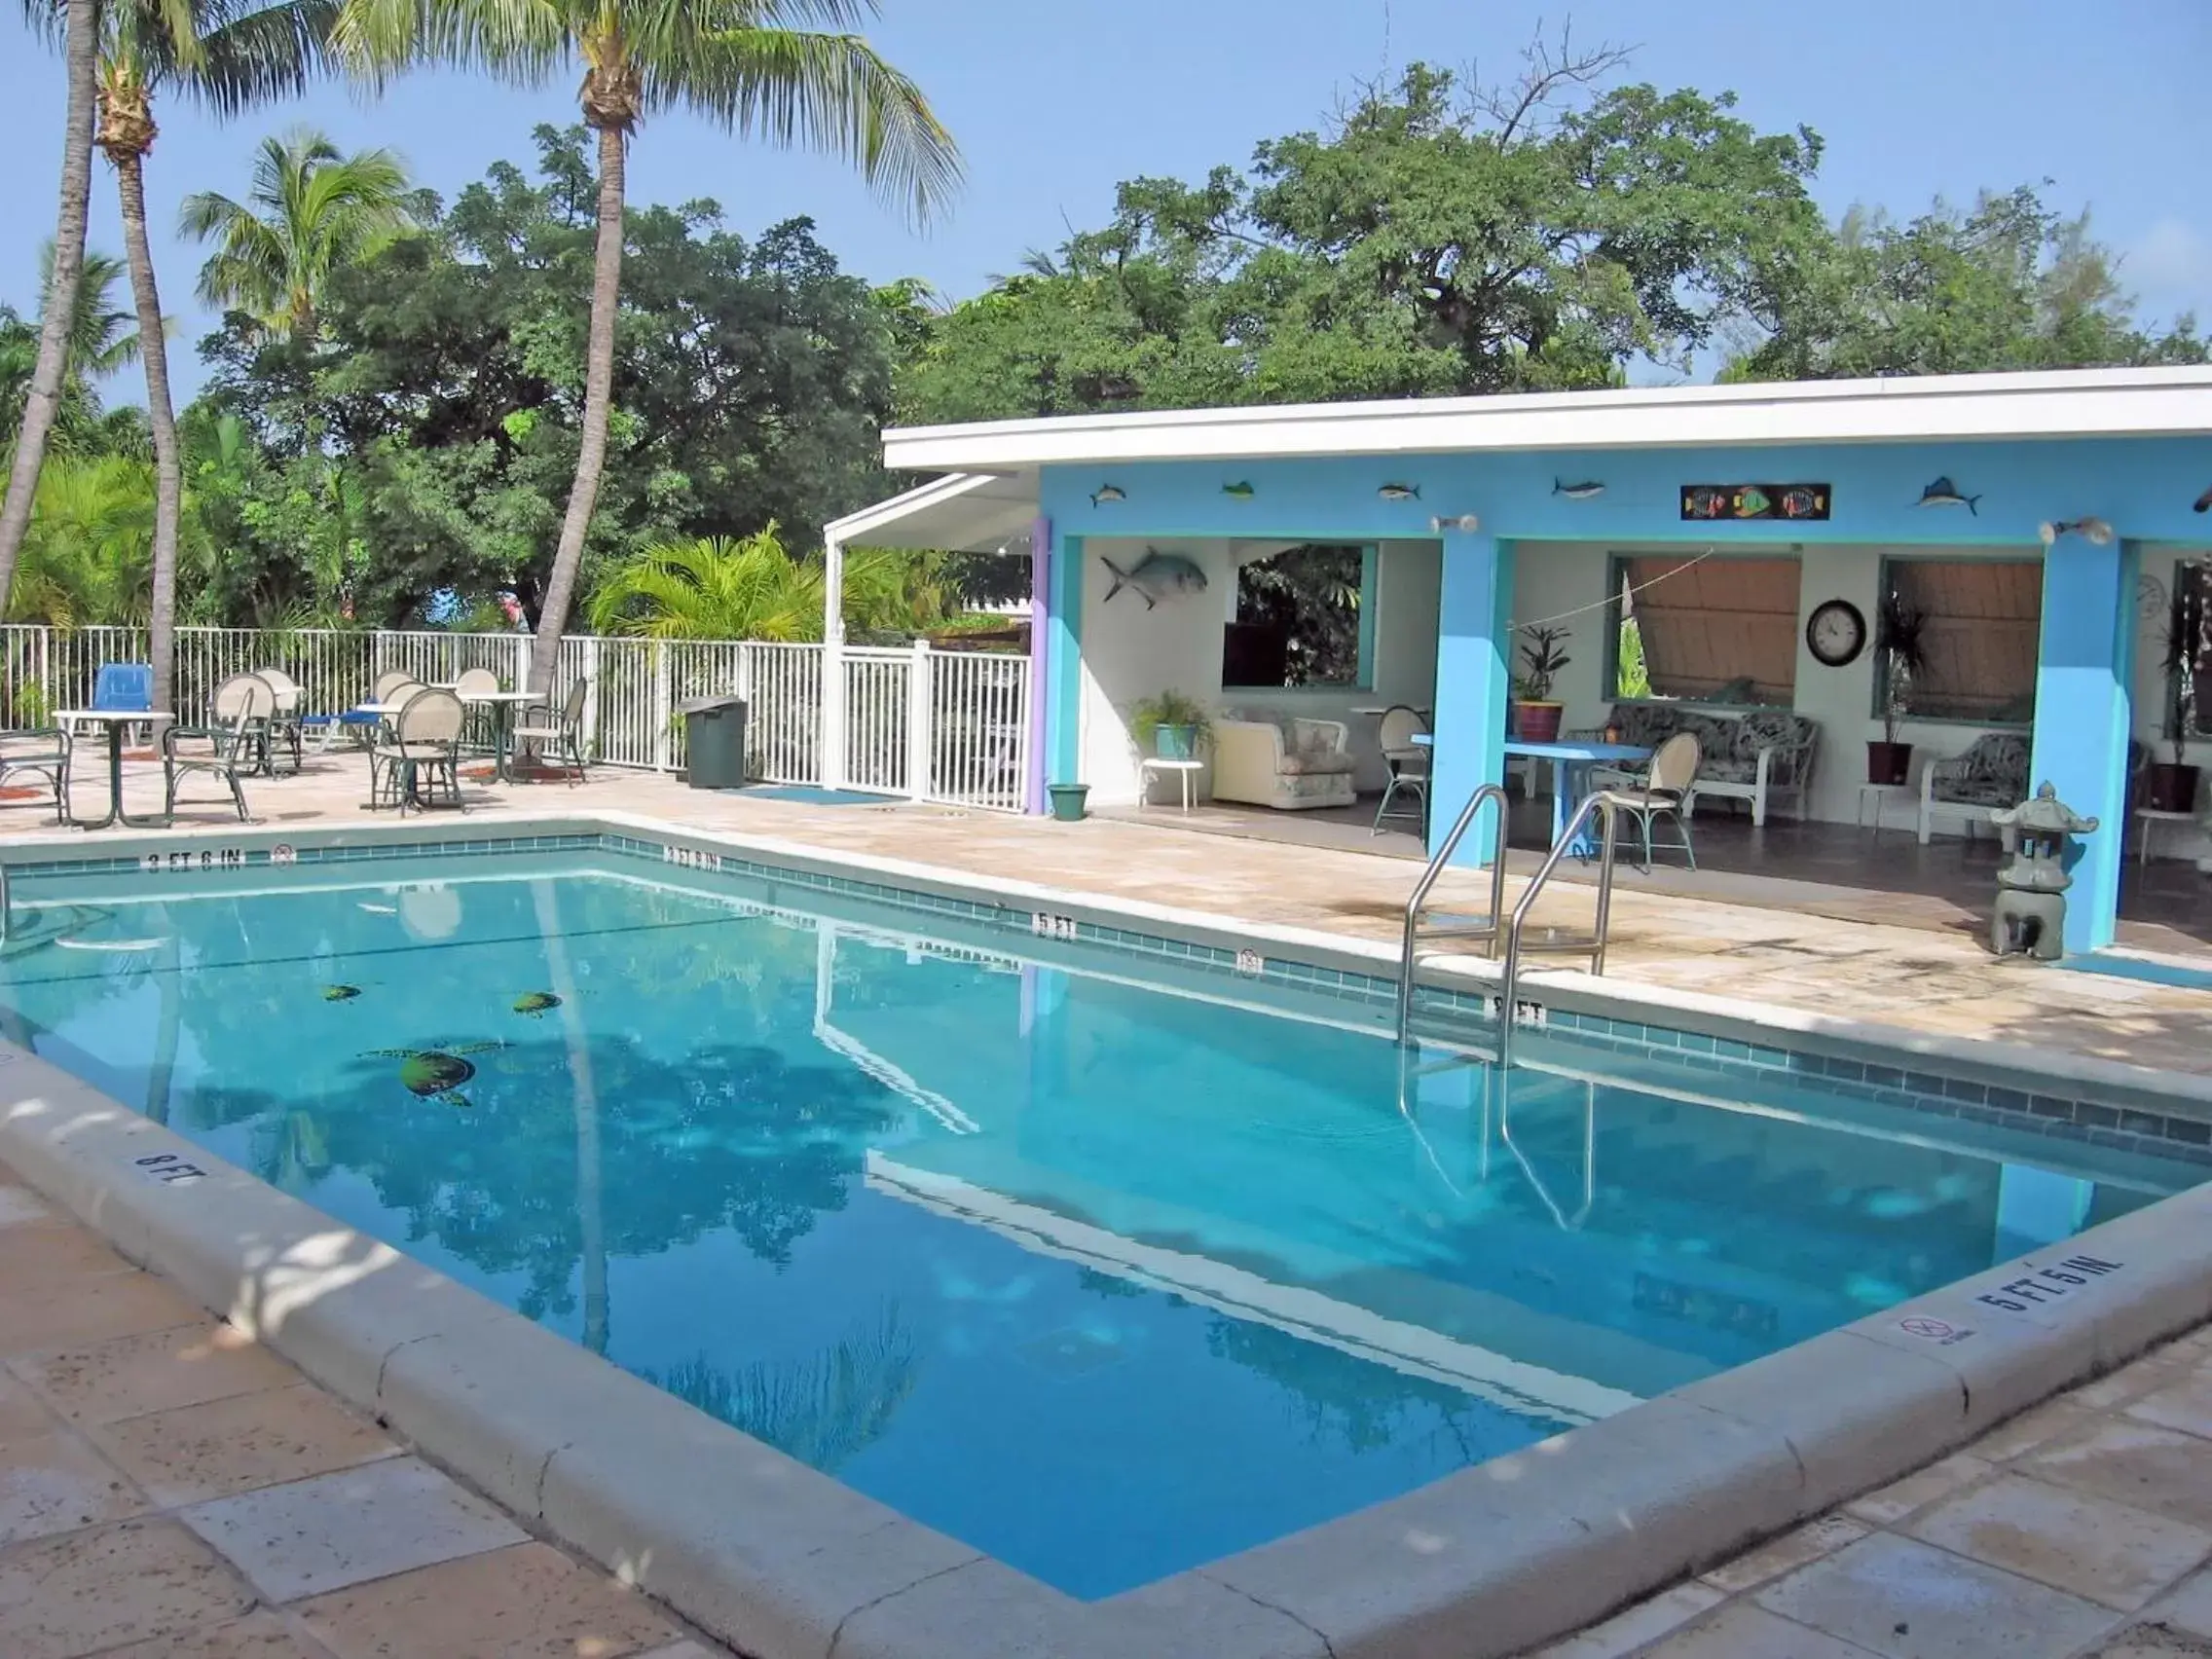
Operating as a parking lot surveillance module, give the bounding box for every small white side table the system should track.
[1139,757,1204,813]
[2134,806,2197,864]
[1857,781,1908,840]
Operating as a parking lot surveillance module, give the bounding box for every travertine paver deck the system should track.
[13,749,2206,1078]
[0,1174,730,1659]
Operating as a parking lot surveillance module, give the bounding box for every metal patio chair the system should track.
[163,672,271,823]
[0,724,72,825]
[511,681,588,785]
[370,685,466,814]
[1607,730,1702,872]
[252,665,306,775]
[372,669,416,703]
[1372,704,1431,835]
[453,666,500,756]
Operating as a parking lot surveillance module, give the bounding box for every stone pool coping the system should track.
[4,811,2212,1657]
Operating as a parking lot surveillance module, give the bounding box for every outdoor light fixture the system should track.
[1427,513,1482,534]
[2038,517,2116,546]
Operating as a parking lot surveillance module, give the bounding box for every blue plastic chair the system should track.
[92,664,153,712]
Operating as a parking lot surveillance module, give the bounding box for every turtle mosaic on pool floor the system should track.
[363,1042,504,1108]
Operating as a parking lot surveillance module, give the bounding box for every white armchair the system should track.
[1211,716,1357,811]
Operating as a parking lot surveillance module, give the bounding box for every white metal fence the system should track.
[0,624,1030,812]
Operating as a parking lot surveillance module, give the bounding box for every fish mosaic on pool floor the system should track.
[322,985,362,1003]
[511,991,562,1017]
[363,1042,504,1108]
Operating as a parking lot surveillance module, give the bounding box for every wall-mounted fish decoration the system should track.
[1916,477,1980,515]
[1101,549,1208,609]
[1553,479,1605,499]
[1221,481,1255,499]
[1378,483,1420,501]
[1089,484,1125,507]
[1778,487,1825,520]
[2195,485,2212,514]
[2038,517,2116,547]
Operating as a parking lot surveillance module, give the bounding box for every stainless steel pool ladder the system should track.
[1394,783,1510,1043]
[1395,785,1630,1064]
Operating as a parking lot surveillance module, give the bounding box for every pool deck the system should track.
[6,754,2212,1656]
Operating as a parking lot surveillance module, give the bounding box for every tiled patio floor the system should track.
[10,748,2204,1079]
[0,1177,728,1659]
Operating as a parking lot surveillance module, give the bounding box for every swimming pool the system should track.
[0,837,2200,1603]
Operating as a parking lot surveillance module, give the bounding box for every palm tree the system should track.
[0,0,101,625]
[180,128,432,340]
[587,526,959,644]
[98,0,340,717]
[0,247,144,454]
[587,528,827,643]
[9,454,157,627]
[331,0,962,708]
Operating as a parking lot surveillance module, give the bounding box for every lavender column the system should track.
[1025,515,1051,813]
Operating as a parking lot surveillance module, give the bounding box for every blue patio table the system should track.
[1412,734,1654,857]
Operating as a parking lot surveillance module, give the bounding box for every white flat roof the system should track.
[824,470,1038,553]
[881,365,2212,472]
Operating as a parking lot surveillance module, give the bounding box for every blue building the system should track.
[829,367,2212,954]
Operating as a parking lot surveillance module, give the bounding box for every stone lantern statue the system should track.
[1987,784,2101,961]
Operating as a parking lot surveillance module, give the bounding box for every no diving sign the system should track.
[1896,1315,1976,1347]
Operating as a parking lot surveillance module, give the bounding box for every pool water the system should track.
[0,851,2194,1598]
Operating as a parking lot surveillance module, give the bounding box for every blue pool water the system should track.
[0,849,2195,1598]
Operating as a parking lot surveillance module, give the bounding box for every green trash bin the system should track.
[681,695,748,790]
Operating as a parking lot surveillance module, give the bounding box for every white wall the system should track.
[1076,537,1443,803]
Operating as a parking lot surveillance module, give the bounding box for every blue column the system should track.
[1429,532,1514,865]
[1045,532,1084,788]
[2030,534,2137,953]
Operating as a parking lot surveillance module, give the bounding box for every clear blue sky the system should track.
[4,0,2208,402]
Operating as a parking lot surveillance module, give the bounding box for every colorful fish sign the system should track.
[1679,484,1830,522]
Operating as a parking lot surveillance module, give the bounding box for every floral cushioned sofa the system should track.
[1585,703,1818,827]
[1211,712,1358,810]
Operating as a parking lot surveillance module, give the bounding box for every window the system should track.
[1879,558,2042,724]
[1607,554,1801,705]
[1221,544,1376,689]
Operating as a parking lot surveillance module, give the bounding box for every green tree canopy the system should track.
[198,126,904,626]
[1726,187,2206,381]
[898,52,1826,422]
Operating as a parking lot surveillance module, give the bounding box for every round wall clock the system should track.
[1806,599,1867,668]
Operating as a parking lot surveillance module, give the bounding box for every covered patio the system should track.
[843,365,2212,964]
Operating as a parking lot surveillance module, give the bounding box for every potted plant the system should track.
[2151,573,2205,812]
[1868,590,1926,786]
[1131,689,1211,760]
[1047,781,1090,822]
[1511,625,1571,742]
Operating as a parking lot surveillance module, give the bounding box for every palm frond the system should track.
[670,26,961,228]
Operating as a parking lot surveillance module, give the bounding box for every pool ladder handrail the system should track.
[1496,788,1633,1068]
[1395,784,1631,1058]
[1394,782,1510,1043]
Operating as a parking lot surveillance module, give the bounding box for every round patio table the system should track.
[52,709,174,830]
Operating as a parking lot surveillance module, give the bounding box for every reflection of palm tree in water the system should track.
[654,1308,919,1475]
[531,878,607,1355]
